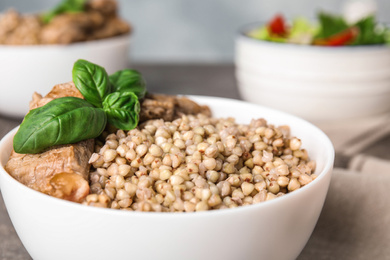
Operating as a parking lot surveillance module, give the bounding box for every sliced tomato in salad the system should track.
[314,27,359,46]
[268,14,288,36]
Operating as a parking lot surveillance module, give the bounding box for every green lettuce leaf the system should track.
[314,12,349,40]
[289,17,319,44]
[352,16,388,45]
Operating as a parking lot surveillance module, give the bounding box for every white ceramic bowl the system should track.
[235,23,390,122]
[0,96,334,260]
[0,35,130,118]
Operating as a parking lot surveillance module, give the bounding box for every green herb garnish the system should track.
[41,0,88,24]
[103,92,140,131]
[13,59,146,154]
[13,97,106,154]
[72,59,112,108]
[109,69,147,99]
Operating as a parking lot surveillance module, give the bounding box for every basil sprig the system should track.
[13,59,146,154]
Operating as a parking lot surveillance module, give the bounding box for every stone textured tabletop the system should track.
[1,64,390,260]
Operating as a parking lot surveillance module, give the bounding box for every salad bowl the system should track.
[235,14,390,122]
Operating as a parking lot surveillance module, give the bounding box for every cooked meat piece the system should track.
[39,9,130,44]
[0,10,42,45]
[29,81,83,110]
[44,81,83,99]
[5,15,42,45]
[52,11,105,29]
[5,140,93,203]
[50,172,91,202]
[175,96,212,118]
[139,94,176,122]
[0,9,21,43]
[4,15,41,45]
[6,82,92,203]
[139,94,211,123]
[40,24,87,44]
[1,0,130,45]
[88,17,131,40]
[86,0,118,17]
[40,12,99,44]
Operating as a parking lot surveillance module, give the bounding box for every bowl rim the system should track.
[237,21,390,51]
[0,95,335,218]
[0,33,131,50]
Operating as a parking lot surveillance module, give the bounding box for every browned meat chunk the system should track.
[139,94,211,123]
[5,140,93,202]
[174,96,212,118]
[0,9,20,40]
[6,82,92,203]
[29,81,83,110]
[0,0,130,45]
[40,12,104,44]
[0,9,42,45]
[86,0,118,17]
[139,94,176,122]
[87,17,131,41]
[39,0,130,44]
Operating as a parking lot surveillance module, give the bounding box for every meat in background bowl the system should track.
[0,96,334,260]
[235,16,390,123]
[0,0,131,118]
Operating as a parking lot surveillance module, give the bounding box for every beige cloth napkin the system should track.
[315,113,390,155]
[298,165,390,259]
[349,154,390,174]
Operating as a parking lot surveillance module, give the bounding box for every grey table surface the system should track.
[1,64,390,260]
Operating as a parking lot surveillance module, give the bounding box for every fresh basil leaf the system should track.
[315,12,349,39]
[72,59,112,108]
[109,69,147,99]
[41,0,88,24]
[103,92,140,130]
[13,97,106,154]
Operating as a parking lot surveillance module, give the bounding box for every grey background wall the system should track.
[1,0,389,63]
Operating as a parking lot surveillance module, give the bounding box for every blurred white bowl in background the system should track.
[0,34,130,118]
[235,25,390,123]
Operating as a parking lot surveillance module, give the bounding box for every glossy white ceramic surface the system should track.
[0,96,334,260]
[235,26,390,122]
[0,35,130,118]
